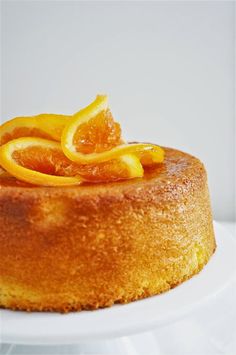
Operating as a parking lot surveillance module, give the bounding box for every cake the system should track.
[0,95,216,312]
[0,147,215,312]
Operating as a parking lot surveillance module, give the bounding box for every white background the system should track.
[1,1,235,221]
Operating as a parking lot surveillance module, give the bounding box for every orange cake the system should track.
[0,96,216,312]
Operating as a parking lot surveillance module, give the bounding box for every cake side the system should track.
[0,148,216,312]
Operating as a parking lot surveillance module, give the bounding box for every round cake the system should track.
[0,147,216,312]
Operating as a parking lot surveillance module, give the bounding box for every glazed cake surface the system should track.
[0,147,216,312]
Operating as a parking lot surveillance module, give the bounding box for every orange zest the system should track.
[0,95,164,186]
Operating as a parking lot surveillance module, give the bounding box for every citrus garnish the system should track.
[61,95,164,164]
[72,109,122,154]
[0,114,71,146]
[77,154,143,182]
[0,137,143,185]
[0,137,82,186]
[0,95,164,186]
[36,114,71,141]
[139,150,165,166]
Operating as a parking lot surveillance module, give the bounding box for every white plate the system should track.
[1,222,236,345]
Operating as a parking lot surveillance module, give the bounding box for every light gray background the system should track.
[1,0,235,220]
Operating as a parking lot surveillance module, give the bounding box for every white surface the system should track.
[1,222,235,346]
[0,1,235,220]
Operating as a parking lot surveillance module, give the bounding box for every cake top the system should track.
[0,147,206,206]
[0,95,164,186]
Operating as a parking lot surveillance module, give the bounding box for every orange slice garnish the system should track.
[139,150,165,166]
[61,95,164,164]
[72,99,122,154]
[0,137,82,186]
[36,114,71,141]
[0,114,71,146]
[77,154,143,182]
[0,137,143,185]
[0,95,164,186]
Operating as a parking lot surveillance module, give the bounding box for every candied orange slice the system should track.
[139,149,165,166]
[73,109,122,154]
[0,137,143,185]
[36,114,71,141]
[62,95,164,164]
[0,137,82,186]
[0,114,71,146]
[0,95,164,185]
[77,154,143,182]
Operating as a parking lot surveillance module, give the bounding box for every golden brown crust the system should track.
[0,147,216,312]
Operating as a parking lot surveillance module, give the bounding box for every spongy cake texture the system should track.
[0,147,216,312]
